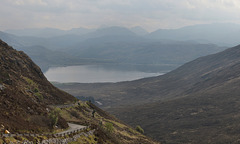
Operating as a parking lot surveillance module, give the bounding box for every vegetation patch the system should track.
[135,125,144,134]
[106,119,126,129]
[69,135,97,144]
[22,76,44,100]
[49,108,60,128]
[0,71,10,83]
[104,122,114,133]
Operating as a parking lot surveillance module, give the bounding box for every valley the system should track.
[54,44,240,143]
[1,23,240,143]
[2,1,240,143]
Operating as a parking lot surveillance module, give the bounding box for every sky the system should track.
[1,0,240,32]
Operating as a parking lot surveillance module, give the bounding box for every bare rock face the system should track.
[0,84,4,90]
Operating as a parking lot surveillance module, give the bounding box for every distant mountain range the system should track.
[2,24,234,72]
[147,23,240,46]
[4,26,147,38]
[5,23,240,46]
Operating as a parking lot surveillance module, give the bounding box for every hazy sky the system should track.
[1,0,240,32]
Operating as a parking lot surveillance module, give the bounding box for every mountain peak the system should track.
[95,26,137,36]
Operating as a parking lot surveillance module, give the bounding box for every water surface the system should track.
[44,65,163,83]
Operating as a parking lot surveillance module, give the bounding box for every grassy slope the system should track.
[109,44,240,143]
[57,101,159,144]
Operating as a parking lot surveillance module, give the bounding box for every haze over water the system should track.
[44,65,163,83]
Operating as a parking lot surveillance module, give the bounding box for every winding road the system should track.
[57,123,87,135]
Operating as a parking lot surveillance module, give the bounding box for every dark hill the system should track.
[109,44,240,143]
[0,39,76,132]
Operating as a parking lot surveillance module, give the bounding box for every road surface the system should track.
[57,123,87,135]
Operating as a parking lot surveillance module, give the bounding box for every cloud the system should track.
[179,0,240,21]
[1,0,240,31]
[7,0,47,6]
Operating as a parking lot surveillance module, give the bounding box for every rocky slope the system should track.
[0,39,77,132]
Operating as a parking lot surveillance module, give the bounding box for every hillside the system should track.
[55,44,240,143]
[0,39,158,143]
[0,39,77,132]
[110,44,240,143]
[56,101,159,144]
